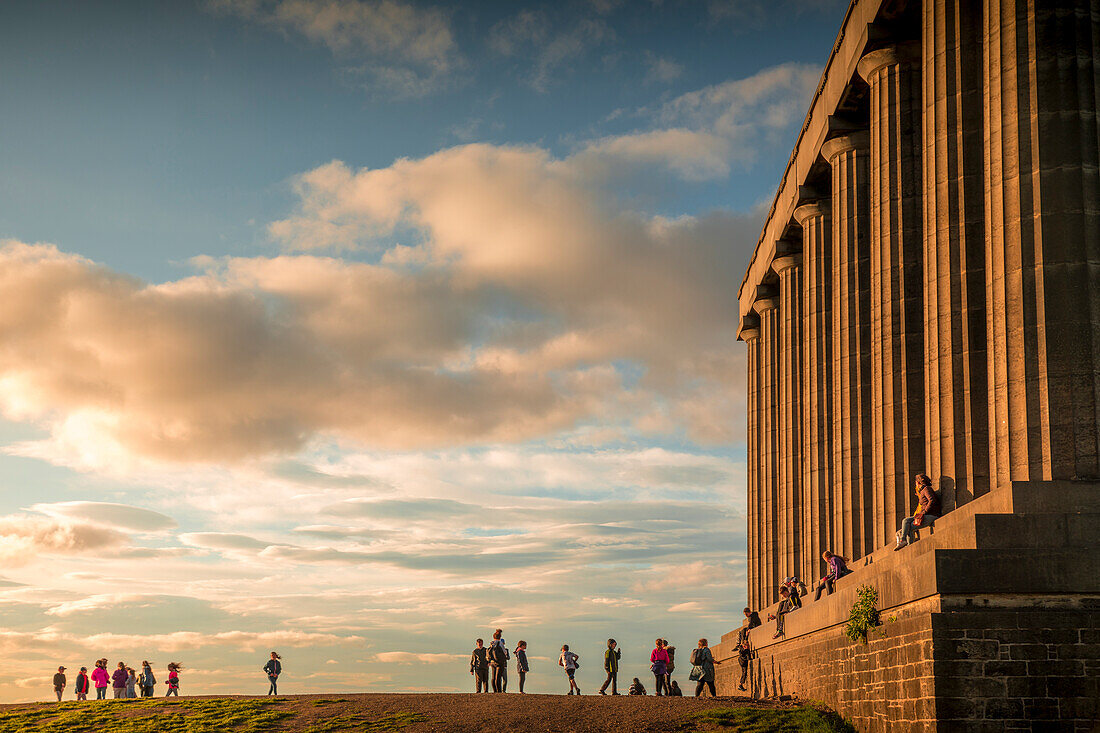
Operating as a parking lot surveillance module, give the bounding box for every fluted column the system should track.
[858,44,927,550]
[822,132,874,562]
[740,322,762,609]
[773,254,802,587]
[795,201,833,583]
[983,0,1100,484]
[754,296,781,604]
[923,0,990,508]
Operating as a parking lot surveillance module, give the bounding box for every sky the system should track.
[0,0,844,701]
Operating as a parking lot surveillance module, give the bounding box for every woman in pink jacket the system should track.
[91,659,110,700]
[650,638,670,696]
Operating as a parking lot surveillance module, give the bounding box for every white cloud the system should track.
[372,651,463,664]
[0,516,126,567]
[29,502,177,532]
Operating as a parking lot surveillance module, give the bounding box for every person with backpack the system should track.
[689,639,716,697]
[488,629,509,692]
[650,638,669,695]
[264,652,282,695]
[52,666,66,702]
[74,666,89,701]
[141,661,156,697]
[470,639,489,693]
[599,638,620,695]
[514,640,529,693]
[558,644,580,695]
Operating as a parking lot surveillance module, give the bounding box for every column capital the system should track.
[856,41,920,82]
[793,201,830,225]
[738,325,761,342]
[821,130,870,162]
[771,253,802,274]
[753,297,780,315]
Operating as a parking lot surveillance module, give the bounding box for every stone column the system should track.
[983,0,1100,484]
[795,201,833,583]
[923,0,990,508]
[858,43,927,550]
[754,296,781,604]
[773,254,802,586]
[822,133,874,562]
[740,321,762,609]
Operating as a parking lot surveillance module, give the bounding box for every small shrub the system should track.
[844,585,882,644]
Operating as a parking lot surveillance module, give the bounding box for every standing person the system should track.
[650,638,669,695]
[141,661,155,698]
[125,667,138,698]
[470,639,489,693]
[813,551,851,601]
[895,474,940,550]
[75,666,89,701]
[663,639,676,693]
[111,662,128,699]
[165,663,181,697]
[488,629,509,693]
[514,641,529,694]
[689,639,716,697]
[558,644,580,695]
[52,666,66,702]
[599,638,620,695]
[91,659,109,700]
[263,652,282,696]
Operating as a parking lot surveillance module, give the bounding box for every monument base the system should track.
[713,481,1100,732]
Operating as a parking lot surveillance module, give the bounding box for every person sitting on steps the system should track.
[768,587,796,639]
[895,473,941,551]
[813,550,852,601]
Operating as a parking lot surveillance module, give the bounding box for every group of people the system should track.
[733,474,944,690]
[469,631,718,697]
[52,660,181,701]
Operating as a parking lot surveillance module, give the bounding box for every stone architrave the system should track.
[794,202,832,583]
[772,254,803,586]
[821,132,875,562]
[922,0,990,509]
[858,43,926,550]
[754,296,781,605]
[739,321,763,608]
[982,0,1100,484]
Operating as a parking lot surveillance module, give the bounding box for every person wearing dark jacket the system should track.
[488,629,509,692]
[75,667,89,701]
[141,661,156,697]
[470,639,489,693]
[737,637,752,691]
[895,474,941,550]
[690,639,716,697]
[628,677,646,695]
[514,641,529,693]
[599,638,621,695]
[111,662,128,699]
[668,680,683,696]
[263,652,282,695]
[52,666,66,702]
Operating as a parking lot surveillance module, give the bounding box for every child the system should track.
[514,641,529,694]
[558,644,580,695]
[91,659,109,700]
[628,677,646,695]
[75,666,89,701]
[125,667,137,698]
[141,661,156,697]
[52,666,66,702]
[668,680,683,696]
[165,662,182,697]
[111,662,128,699]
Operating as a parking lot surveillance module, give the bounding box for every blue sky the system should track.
[0,0,843,700]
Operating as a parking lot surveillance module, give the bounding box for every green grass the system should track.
[302,711,429,732]
[685,705,856,733]
[0,699,293,733]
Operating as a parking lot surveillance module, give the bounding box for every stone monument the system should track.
[714,0,1100,730]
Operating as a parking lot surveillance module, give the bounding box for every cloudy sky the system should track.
[0,0,842,700]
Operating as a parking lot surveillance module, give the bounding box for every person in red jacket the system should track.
[894,474,942,550]
[75,666,90,701]
[111,662,128,698]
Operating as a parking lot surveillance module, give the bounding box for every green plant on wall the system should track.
[845,584,881,644]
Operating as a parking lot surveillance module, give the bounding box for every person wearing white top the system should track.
[558,644,580,695]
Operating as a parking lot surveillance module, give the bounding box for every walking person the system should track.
[125,667,138,698]
[165,662,181,696]
[895,473,940,550]
[488,629,509,693]
[599,638,620,695]
[813,551,852,600]
[470,639,489,693]
[111,662,128,699]
[514,641,529,694]
[140,661,155,697]
[558,644,580,695]
[263,652,282,695]
[52,666,66,702]
[662,639,676,693]
[650,638,669,695]
[91,659,109,699]
[689,639,716,697]
[75,666,89,701]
